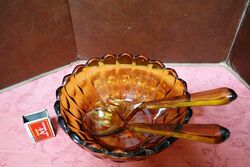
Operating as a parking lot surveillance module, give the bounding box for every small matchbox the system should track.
[23,109,55,143]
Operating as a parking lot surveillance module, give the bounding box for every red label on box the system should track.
[28,119,54,142]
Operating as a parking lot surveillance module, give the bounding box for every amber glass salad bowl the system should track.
[54,53,193,161]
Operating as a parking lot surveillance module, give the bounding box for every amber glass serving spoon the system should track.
[82,107,230,144]
[82,87,236,144]
[107,87,237,121]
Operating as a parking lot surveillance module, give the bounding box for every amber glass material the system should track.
[82,107,229,144]
[126,123,229,144]
[54,53,193,161]
[107,87,237,121]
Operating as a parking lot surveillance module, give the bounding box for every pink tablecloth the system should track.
[0,63,250,167]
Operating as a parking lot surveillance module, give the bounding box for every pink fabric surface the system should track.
[0,63,250,167]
